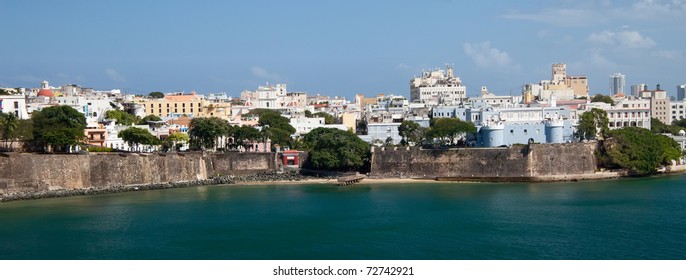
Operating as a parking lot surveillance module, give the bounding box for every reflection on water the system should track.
[1,174,685,260]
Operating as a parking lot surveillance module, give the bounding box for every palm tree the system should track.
[0,112,18,151]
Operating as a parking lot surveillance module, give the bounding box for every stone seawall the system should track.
[0,151,276,195]
[210,152,276,175]
[369,143,598,180]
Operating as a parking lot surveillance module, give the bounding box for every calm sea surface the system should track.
[1,175,685,260]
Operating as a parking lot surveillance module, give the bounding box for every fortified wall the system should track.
[0,152,276,194]
[369,143,597,181]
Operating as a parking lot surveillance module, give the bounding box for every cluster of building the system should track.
[1,63,685,153]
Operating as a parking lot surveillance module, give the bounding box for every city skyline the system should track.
[1,0,684,98]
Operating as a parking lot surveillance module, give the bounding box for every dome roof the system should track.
[37,88,54,97]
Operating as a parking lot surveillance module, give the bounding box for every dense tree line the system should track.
[188,117,265,151]
[651,118,686,135]
[397,118,476,147]
[598,127,682,175]
[302,127,370,171]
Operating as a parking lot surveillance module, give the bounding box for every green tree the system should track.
[591,94,614,105]
[13,119,33,141]
[149,91,165,98]
[138,114,162,125]
[231,125,262,151]
[188,117,228,150]
[672,118,686,129]
[398,120,426,146]
[427,118,476,146]
[0,112,19,151]
[304,110,313,118]
[652,118,681,135]
[105,110,140,126]
[601,127,682,175]
[118,127,160,151]
[162,132,190,151]
[577,108,609,140]
[303,127,370,171]
[255,110,296,147]
[32,105,87,152]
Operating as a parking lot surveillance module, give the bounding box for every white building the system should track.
[361,122,402,145]
[467,87,521,107]
[670,100,686,123]
[410,65,466,105]
[585,98,651,130]
[0,94,29,119]
[289,117,325,135]
[55,96,114,125]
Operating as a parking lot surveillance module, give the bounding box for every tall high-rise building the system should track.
[610,73,625,95]
[678,84,686,101]
[631,84,646,97]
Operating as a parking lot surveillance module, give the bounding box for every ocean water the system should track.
[1,175,685,260]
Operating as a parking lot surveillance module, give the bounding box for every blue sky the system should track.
[1,0,684,98]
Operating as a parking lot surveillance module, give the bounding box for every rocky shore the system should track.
[0,170,334,203]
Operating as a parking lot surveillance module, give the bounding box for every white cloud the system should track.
[630,0,686,17]
[463,41,518,69]
[587,30,656,49]
[105,68,127,83]
[651,49,684,59]
[501,8,603,27]
[250,66,283,82]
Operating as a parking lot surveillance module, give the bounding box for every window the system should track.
[524,129,528,134]
[14,101,19,108]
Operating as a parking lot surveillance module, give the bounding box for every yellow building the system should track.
[139,92,232,119]
[566,75,589,98]
[198,102,231,118]
[341,112,357,133]
[141,93,205,117]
